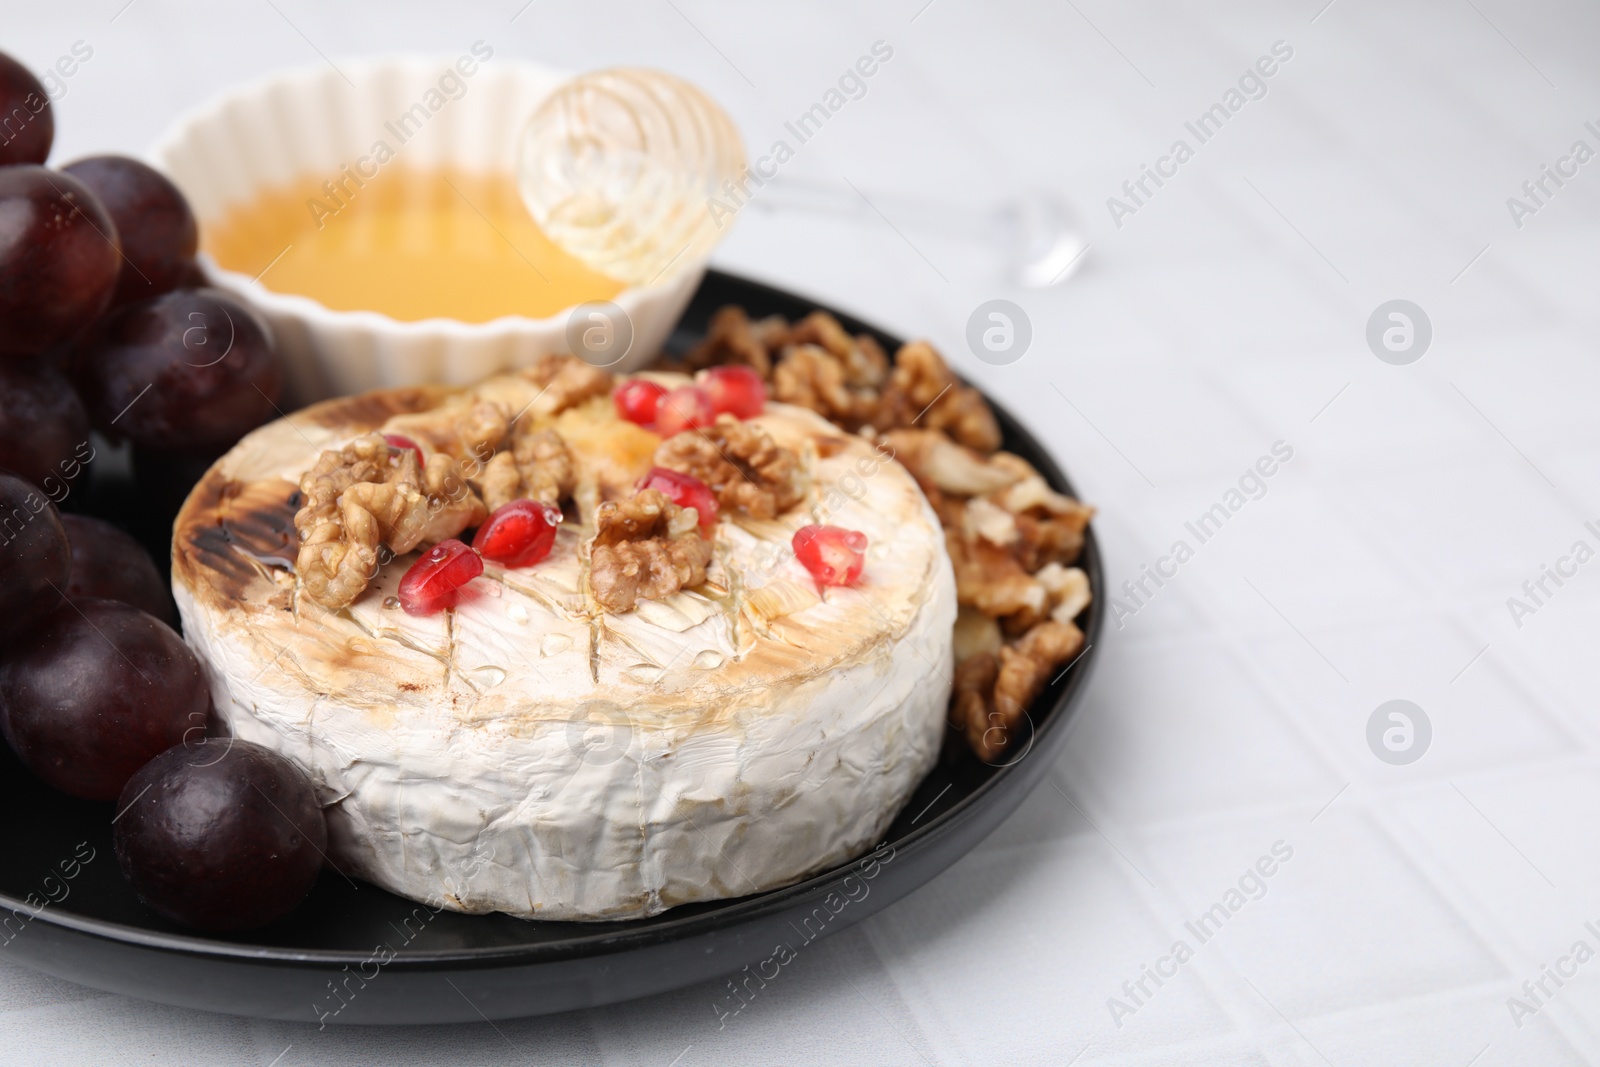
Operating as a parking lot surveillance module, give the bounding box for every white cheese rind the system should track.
[174,393,956,921]
[179,559,951,919]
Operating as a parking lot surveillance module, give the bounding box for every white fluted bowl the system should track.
[149,56,706,405]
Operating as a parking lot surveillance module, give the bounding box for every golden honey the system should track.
[204,166,623,323]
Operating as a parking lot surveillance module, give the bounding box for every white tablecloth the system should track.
[6,1,1600,1062]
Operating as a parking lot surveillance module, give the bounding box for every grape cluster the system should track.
[0,53,284,504]
[0,50,323,932]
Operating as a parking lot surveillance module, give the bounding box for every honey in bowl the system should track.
[204,166,624,324]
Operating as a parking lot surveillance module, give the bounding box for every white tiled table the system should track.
[6,1,1600,1062]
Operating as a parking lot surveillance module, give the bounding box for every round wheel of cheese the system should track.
[172,369,955,920]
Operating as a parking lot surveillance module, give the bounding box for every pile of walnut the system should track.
[684,306,1094,762]
[292,351,809,618]
[293,354,605,611]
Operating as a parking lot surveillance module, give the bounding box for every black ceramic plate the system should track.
[0,270,1102,1024]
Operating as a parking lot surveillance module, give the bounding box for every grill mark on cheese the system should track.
[175,470,301,609]
[813,434,850,458]
[303,384,452,430]
[176,383,940,726]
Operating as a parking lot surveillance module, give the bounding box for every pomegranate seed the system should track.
[398,539,483,615]
[613,379,668,427]
[638,467,718,528]
[655,385,715,437]
[472,499,562,567]
[699,365,765,419]
[383,433,424,465]
[793,525,868,587]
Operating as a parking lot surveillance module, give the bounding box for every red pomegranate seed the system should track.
[472,499,562,567]
[613,379,668,427]
[638,467,718,528]
[655,385,715,437]
[792,525,868,587]
[383,433,424,465]
[398,539,483,615]
[699,365,765,419]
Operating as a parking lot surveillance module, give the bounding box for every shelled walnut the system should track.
[945,519,1047,619]
[683,305,790,378]
[1003,562,1092,635]
[789,311,890,390]
[473,427,576,511]
[768,311,890,431]
[589,489,714,613]
[295,434,486,610]
[883,429,1023,498]
[890,429,1093,625]
[655,414,804,520]
[520,353,613,417]
[772,344,882,431]
[949,619,1085,762]
[454,401,511,460]
[877,341,1001,453]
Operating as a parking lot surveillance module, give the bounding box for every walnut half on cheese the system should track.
[171,371,955,921]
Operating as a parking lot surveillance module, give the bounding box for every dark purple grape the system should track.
[77,288,282,452]
[0,361,91,492]
[0,166,121,360]
[0,469,69,646]
[62,156,199,309]
[114,739,326,931]
[173,261,209,290]
[62,514,172,624]
[0,598,206,800]
[0,52,53,166]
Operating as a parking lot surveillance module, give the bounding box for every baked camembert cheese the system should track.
[173,354,957,920]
